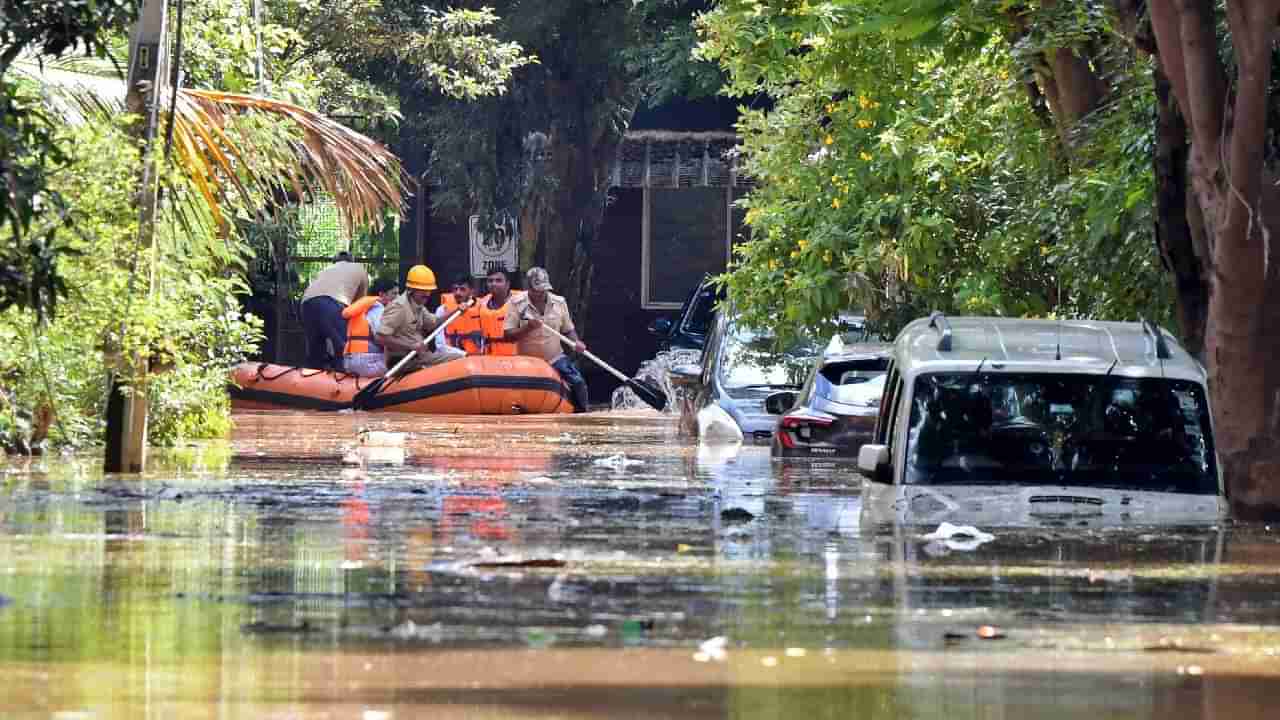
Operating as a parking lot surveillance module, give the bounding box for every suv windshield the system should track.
[719,326,815,391]
[905,373,1218,494]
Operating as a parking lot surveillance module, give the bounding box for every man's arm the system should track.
[502,304,540,341]
[556,302,586,353]
[354,268,368,302]
[375,303,422,355]
[378,334,420,355]
[561,327,585,353]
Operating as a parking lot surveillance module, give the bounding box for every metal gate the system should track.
[245,195,399,366]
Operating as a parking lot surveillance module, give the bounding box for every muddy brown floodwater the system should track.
[2,409,1280,719]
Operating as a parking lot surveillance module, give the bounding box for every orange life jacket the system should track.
[479,291,522,356]
[342,296,381,355]
[439,294,485,354]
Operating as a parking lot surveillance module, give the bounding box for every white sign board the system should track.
[468,215,518,277]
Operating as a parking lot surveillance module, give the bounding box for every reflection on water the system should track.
[1,410,1279,718]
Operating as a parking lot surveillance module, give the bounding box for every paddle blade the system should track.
[627,378,668,412]
[351,378,386,410]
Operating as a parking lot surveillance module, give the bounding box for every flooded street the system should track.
[3,410,1280,719]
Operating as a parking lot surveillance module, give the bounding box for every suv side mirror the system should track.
[858,444,892,484]
[764,390,798,415]
[647,317,673,337]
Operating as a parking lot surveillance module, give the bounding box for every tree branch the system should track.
[1222,1,1280,256]
[1173,0,1227,161]
[1148,2,1192,120]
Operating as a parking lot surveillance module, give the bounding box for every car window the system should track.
[816,358,889,405]
[680,283,719,338]
[903,372,1218,494]
[718,325,815,390]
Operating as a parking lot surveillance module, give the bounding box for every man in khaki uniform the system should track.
[376,265,466,371]
[504,267,590,411]
[301,254,369,370]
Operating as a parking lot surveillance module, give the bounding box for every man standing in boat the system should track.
[503,267,590,412]
[376,265,466,371]
[300,252,369,370]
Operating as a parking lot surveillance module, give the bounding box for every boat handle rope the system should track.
[251,363,366,385]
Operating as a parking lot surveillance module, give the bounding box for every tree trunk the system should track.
[520,76,628,338]
[1152,64,1208,357]
[1150,0,1280,518]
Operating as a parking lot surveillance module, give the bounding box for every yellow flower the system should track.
[769,259,779,270]
[798,239,809,250]
[824,251,833,264]
[858,95,872,109]
[831,197,841,209]
[860,151,873,162]
[790,250,801,259]
[824,135,834,145]
[857,119,874,129]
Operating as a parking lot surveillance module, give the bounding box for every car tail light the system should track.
[777,410,836,448]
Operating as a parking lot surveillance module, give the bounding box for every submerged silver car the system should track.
[670,313,818,443]
[858,313,1227,528]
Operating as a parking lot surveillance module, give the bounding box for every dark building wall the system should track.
[423,211,472,289]
[581,188,668,402]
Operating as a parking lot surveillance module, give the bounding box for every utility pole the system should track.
[105,0,168,473]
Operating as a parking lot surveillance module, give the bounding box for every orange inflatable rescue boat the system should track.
[230,355,574,414]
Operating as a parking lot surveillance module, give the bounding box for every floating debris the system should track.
[593,453,644,470]
[697,635,729,662]
[471,558,566,569]
[922,522,995,551]
[976,625,1006,640]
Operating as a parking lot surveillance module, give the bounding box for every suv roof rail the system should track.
[1139,317,1172,359]
[928,311,952,352]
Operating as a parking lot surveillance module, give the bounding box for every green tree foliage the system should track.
[0,115,262,451]
[179,0,534,117]
[696,0,1171,341]
[1,0,140,321]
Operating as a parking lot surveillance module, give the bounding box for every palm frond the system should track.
[29,73,408,236]
[175,89,409,234]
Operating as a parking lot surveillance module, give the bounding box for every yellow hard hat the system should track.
[405,265,437,291]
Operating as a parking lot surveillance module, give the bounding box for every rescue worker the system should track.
[504,267,590,412]
[436,275,484,354]
[375,265,466,371]
[341,277,398,377]
[478,268,520,356]
[300,252,368,370]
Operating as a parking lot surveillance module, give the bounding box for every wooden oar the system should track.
[539,325,668,412]
[351,301,472,410]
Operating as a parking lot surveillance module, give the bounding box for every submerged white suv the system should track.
[857,313,1227,527]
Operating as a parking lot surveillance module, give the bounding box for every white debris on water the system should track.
[611,348,701,411]
[697,635,729,662]
[593,453,644,470]
[921,522,996,551]
[697,404,744,443]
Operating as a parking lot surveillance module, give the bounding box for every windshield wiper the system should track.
[736,383,801,390]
